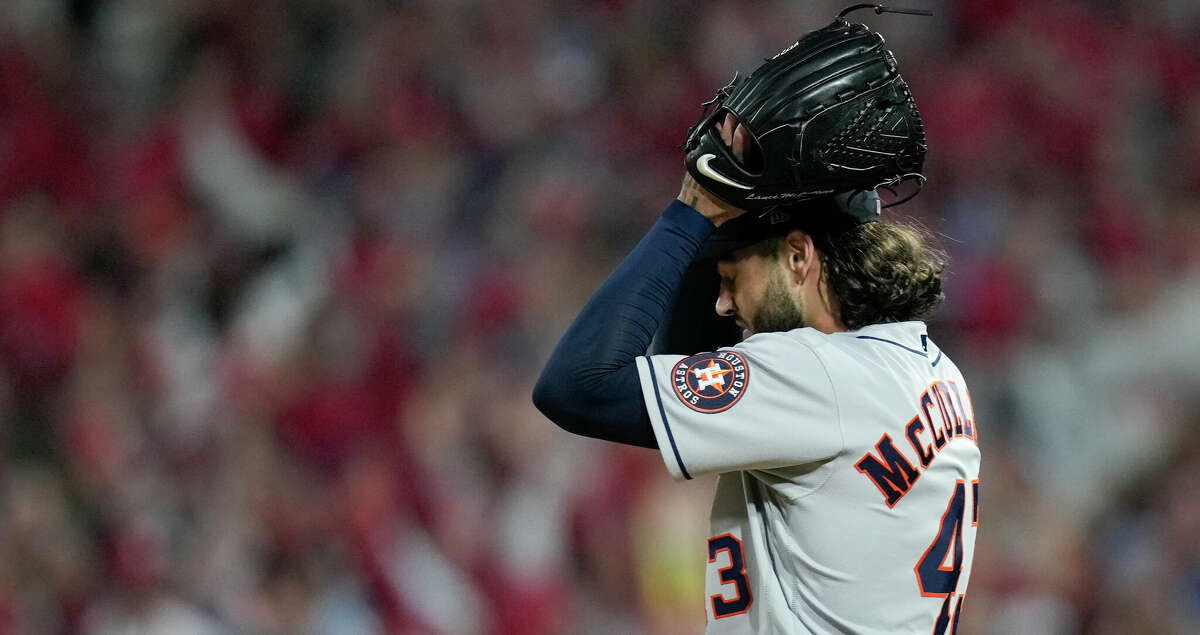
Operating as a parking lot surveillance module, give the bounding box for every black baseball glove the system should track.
[684,5,930,218]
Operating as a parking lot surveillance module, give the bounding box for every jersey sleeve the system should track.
[635,332,843,480]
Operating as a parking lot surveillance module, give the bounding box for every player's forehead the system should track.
[716,242,773,272]
[716,257,744,278]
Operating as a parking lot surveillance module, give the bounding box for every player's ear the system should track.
[783,230,815,281]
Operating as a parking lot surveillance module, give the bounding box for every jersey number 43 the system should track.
[916,479,979,635]
[707,533,752,618]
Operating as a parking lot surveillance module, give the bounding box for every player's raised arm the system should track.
[532,124,748,447]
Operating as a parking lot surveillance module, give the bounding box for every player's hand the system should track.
[678,114,748,227]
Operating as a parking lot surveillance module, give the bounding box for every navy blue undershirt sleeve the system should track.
[533,200,716,448]
[648,260,743,356]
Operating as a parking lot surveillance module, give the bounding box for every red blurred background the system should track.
[1,0,1198,633]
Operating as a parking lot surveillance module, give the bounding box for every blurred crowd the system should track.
[1,0,1199,633]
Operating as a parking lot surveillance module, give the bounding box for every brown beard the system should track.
[749,266,806,333]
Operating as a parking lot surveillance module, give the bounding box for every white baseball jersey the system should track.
[636,321,980,634]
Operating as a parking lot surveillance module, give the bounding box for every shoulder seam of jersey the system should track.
[854,335,928,358]
[746,328,832,350]
[786,327,832,349]
[643,356,693,480]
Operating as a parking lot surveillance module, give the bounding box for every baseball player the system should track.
[534,6,979,634]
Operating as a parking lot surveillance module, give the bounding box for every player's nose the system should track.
[715,292,736,317]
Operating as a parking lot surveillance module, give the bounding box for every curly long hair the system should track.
[747,218,946,330]
[811,221,947,330]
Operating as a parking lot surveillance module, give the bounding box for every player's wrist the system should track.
[678,174,744,227]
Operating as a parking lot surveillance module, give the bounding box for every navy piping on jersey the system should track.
[855,335,928,358]
[931,349,944,367]
[646,360,693,480]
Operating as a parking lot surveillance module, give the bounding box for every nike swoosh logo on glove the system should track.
[697,153,752,190]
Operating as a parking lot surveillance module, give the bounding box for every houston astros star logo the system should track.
[672,351,749,413]
[694,360,735,393]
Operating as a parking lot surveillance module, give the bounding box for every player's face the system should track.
[716,248,807,337]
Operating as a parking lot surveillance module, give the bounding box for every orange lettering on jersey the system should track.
[905,415,934,468]
[920,391,946,449]
[958,382,978,444]
[858,381,979,507]
[854,434,920,508]
[932,381,962,438]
